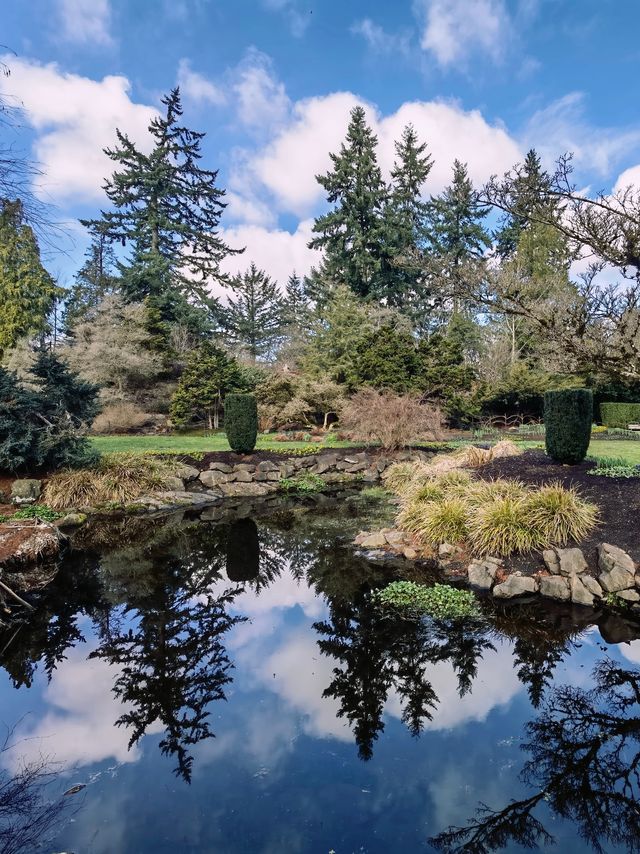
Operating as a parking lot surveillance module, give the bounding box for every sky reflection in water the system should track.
[0,494,638,853]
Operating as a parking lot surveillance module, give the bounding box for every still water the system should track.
[1,491,639,853]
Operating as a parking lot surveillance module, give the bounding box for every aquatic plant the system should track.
[279,472,326,494]
[374,581,481,619]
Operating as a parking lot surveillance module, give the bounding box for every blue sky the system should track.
[3,0,640,286]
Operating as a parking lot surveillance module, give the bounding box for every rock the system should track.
[0,521,61,568]
[163,476,185,492]
[266,472,281,482]
[599,564,635,593]
[219,482,270,498]
[174,464,200,482]
[598,543,636,575]
[199,470,231,488]
[570,575,595,607]
[557,548,587,576]
[209,462,233,473]
[362,468,379,482]
[467,560,497,590]
[384,530,406,546]
[257,461,279,472]
[439,542,456,558]
[492,574,538,599]
[403,547,418,560]
[617,589,640,603]
[234,464,256,472]
[11,479,41,505]
[279,463,295,478]
[358,532,388,549]
[56,512,87,528]
[543,549,560,574]
[234,470,254,483]
[539,575,571,601]
[581,575,603,598]
[314,454,339,474]
[599,613,640,645]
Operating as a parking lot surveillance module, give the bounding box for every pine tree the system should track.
[221,263,285,361]
[63,233,118,333]
[426,160,490,313]
[0,199,60,355]
[170,342,244,430]
[82,88,241,323]
[284,271,311,328]
[309,106,389,299]
[383,123,434,312]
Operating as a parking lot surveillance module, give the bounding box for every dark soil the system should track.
[477,449,640,568]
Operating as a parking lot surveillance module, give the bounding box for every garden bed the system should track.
[476,449,640,564]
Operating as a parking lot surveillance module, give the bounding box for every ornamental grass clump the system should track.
[382,462,420,494]
[374,581,481,619]
[399,497,469,544]
[522,481,599,545]
[469,496,542,556]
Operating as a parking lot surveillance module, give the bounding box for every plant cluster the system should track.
[374,581,481,619]
[278,472,326,494]
[340,388,442,450]
[600,402,640,429]
[392,466,598,557]
[588,456,640,478]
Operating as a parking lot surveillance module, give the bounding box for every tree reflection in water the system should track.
[431,658,640,854]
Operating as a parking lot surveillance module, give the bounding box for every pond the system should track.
[1,490,639,853]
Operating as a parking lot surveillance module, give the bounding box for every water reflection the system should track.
[0,494,638,852]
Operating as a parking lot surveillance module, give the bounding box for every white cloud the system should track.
[263,0,311,38]
[614,164,640,193]
[233,49,291,131]
[415,0,511,68]
[219,219,319,284]
[177,58,226,106]
[56,0,114,47]
[0,56,157,202]
[351,19,412,56]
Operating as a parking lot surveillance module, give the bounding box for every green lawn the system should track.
[518,439,640,465]
[90,433,358,454]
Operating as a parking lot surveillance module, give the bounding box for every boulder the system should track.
[467,560,497,590]
[492,574,538,599]
[557,548,587,576]
[174,464,200,482]
[570,575,596,607]
[439,542,456,558]
[539,575,571,601]
[199,470,231,488]
[234,470,254,483]
[279,463,296,478]
[0,521,62,568]
[55,512,87,528]
[542,549,560,574]
[358,532,388,549]
[403,547,418,560]
[581,575,604,598]
[163,476,185,492]
[384,530,407,546]
[219,482,270,498]
[314,454,339,474]
[209,462,233,473]
[257,461,279,472]
[599,564,635,593]
[598,543,636,575]
[617,589,640,603]
[11,479,41,505]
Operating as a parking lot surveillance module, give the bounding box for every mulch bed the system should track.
[476,449,640,565]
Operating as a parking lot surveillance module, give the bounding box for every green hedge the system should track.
[600,402,640,429]
[544,389,593,464]
[224,393,258,454]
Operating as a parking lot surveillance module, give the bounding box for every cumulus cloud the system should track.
[615,164,640,193]
[0,56,157,202]
[177,58,226,106]
[263,0,311,38]
[219,219,319,284]
[415,0,511,68]
[56,0,114,47]
[351,19,412,57]
[233,49,291,131]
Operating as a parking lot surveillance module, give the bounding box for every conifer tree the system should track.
[284,271,311,329]
[82,88,241,324]
[63,233,118,332]
[221,263,285,361]
[309,106,389,299]
[170,342,243,430]
[0,199,59,355]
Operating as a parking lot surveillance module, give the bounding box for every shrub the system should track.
[522,481,599,544]
[544,389,593,464]
[340,388,442,451]
[374,581,481,619]
[600,402,640,429]
[44,453,181,510]
[91,402,152,434]
[469,496,542,556]
[224,394,258,454]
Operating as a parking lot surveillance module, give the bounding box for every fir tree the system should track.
[170,342,244,429]
[62,232,118,333]
[426,160,490,313]
[82,88,241,323]
[221,263,285,361]
[309,106,389,299]
[284,271,311,328]
[0,199,59,355]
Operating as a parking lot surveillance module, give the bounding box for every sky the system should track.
[2,0,640,288]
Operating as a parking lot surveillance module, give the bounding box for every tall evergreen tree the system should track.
[221,263,285,361]
[309,106,389,299]
[0,199,59,355]
[426,160,490,313]
[283,270,312,331]
[63,233,118,333]
[170,342,244,430]
[82,88,241,324]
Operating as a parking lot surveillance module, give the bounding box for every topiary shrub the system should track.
[544,389,593,464]
[224,393,258,454]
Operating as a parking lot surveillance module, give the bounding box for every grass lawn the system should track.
[90,433,359,454]
[517,438,640,465]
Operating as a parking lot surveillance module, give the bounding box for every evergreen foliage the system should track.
[82,88,241,324]
[600,402,640,429]
[224,393,258,454]
[221,263,285,361]
[170,343,244,430]
[0,367,41,471]
[0,199,59,355]
[544,389,593,464]
[354,324,419,392]
[63,233,118,332]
